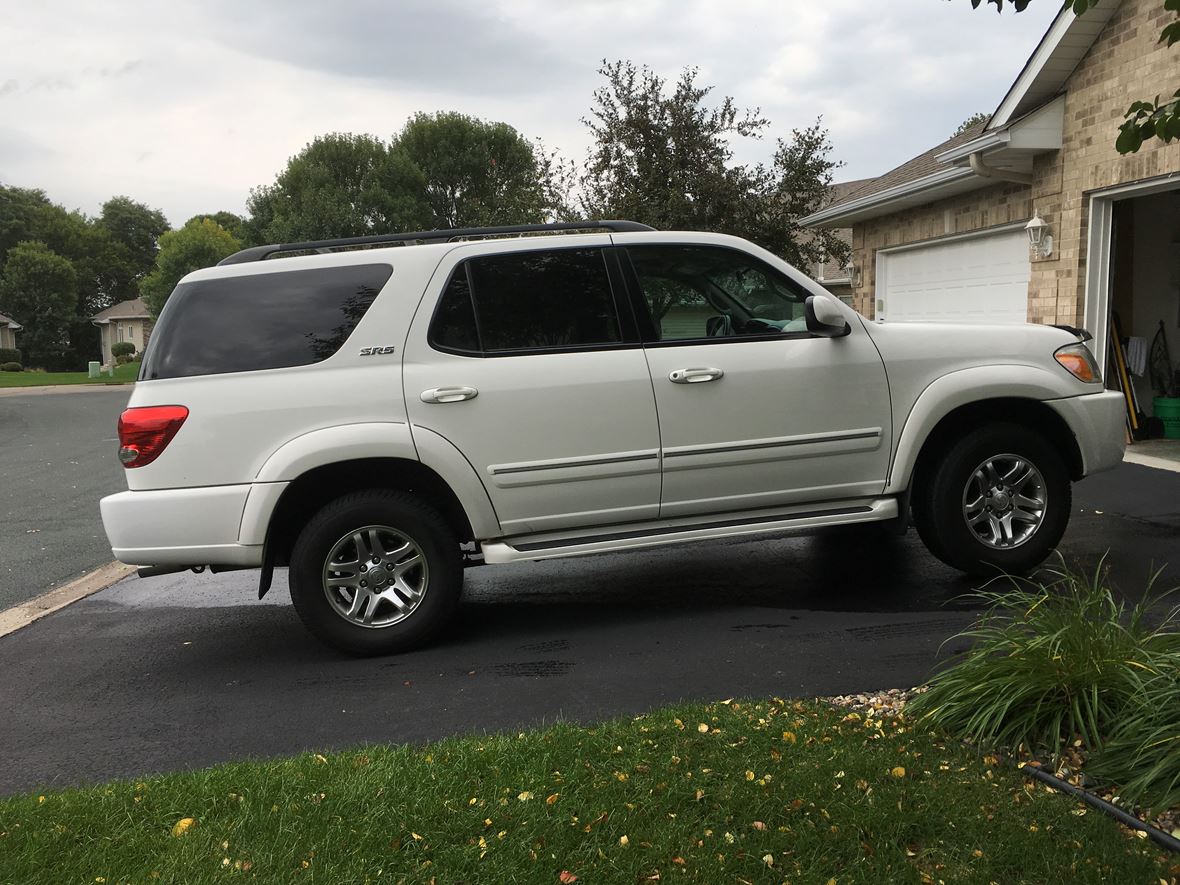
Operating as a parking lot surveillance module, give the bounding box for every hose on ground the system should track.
[1023,763,1180,854]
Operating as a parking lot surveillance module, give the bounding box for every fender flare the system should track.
[886,365,1078,493]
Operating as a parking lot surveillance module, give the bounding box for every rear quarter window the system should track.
[140,264,392,380]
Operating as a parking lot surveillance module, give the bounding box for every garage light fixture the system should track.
[1026,210,1053,259]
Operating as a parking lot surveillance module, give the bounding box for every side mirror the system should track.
[805,295,851,338]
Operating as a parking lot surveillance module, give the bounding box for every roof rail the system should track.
[217,220,656,266]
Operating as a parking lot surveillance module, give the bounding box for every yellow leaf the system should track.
[411,832,423,840]
[674,718,684,729]
[37,796,45,804]
[782,731,797,744]
[890,766,906,778]
[170,818,196,838]
[546,792,560,805]
[745,770,755,781]
[762,853,774,867]
[313,754,327,764]
[720,698,733,705]
[518,791,534,801]
[619,835,630,847]
[695,789,705,801]
[697,723,709,733]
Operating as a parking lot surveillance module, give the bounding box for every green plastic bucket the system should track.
[1154,397,1180,440]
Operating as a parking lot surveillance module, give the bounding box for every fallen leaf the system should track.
[546,793,560,805]
[171,818,196,838]
[619,835,629,847]
[762,854,774,867]
[697,723,709,733]
[782,731,797,744]
[559,873,578,884]
[518,791,534,801]
[891,766,906,778]
[752,821,767,831]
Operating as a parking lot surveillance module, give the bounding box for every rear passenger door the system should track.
[403,242,662,537]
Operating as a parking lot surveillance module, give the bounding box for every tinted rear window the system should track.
[140,264,392,380]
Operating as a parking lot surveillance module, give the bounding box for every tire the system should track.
[914,423,1071,576]
[288,490,462,656]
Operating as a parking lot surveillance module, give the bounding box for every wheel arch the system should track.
[905,398,1084,510]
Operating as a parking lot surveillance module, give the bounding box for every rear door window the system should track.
[428,248,624,355]
[140,264,392,379]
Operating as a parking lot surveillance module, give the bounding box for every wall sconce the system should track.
[1026,210,1053,259]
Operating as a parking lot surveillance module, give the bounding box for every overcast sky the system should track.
[1,0,1060,227]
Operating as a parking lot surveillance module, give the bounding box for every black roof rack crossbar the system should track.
[217,220,656,266]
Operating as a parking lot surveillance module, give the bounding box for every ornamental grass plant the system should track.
[908,556,1180,766]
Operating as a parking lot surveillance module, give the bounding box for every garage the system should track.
[875,227,1030,324]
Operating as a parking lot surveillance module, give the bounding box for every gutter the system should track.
[967,152,1032,186]
[801,166,978,228]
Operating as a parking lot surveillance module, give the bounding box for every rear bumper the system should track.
[100,484,263,568]
[1047,390,1126,477]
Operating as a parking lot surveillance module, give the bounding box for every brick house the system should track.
[0,311,20,353]
[92,298,153,366]
[802,0,1180,411]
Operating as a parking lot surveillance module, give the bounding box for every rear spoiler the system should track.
[1051,324,1093,343]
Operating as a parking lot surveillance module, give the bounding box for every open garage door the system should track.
[876,228,1030,324]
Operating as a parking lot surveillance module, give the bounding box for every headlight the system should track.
[1054,343,1101,384]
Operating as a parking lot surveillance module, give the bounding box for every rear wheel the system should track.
[915,424,1070,576]
[288,490,462,655]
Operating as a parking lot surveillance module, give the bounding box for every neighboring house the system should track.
[811,178,873,303]
[92,298,153,366]
[802,0,1180,409]
[0,311,21,352]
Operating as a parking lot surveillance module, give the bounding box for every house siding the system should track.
[848,0,1180,324]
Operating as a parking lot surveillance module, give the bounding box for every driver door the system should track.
[622,243,892,519]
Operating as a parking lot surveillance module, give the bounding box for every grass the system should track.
[0,361,140,387]
[0,700,1173,884]
[908,557,1180,759]
[1093,666,1180,812]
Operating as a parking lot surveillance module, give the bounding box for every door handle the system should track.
[668,367,724,384]
[420,386,479,404]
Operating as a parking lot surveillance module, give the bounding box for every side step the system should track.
[482,497,899,564]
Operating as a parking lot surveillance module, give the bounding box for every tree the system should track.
[97,196,169,286]
[186,211,246,243]
[959,0,1179,153]
[579,61,847,268]
[953,112,990,136]
[393,111,552,228]
[245,133,431,244]
[140,218,240,317]
[0,241,77,368]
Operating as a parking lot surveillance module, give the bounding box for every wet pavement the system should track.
[0,461,1177,795]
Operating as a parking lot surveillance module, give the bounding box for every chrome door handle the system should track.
[420,386,479,404]
[668,367,724,384]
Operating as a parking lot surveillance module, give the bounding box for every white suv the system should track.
[101,221,1125,655]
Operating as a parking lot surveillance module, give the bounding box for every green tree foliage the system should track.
[186,211,246,243]
[959,0,1178,153]
[140,218,241,317]
[579,61,848,269]
[953,112,990,136]
[97,196,169,298]
[246,134,431,244]
[0,242,77,368]
[393,111,551,228]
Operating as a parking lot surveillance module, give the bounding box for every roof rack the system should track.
[217,220,655,266]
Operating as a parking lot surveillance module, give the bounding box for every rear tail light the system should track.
[117,405,189,468]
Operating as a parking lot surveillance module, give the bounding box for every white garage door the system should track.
[877,229,1030,324]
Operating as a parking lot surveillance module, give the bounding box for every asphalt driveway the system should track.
[0,460,1177,796]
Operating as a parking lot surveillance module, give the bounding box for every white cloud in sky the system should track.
[0,0,1060,227]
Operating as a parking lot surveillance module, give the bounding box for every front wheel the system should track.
[288,490,462,655]
[915,424,1071,576]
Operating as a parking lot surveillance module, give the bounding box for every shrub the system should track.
[907,556,1180,756]
[115,354,132,365]
[1091,660,1180,811]
[111,341,136,359]
[0,361,21,372]
[0,347,20,364]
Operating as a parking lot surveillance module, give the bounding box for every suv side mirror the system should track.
[805,295,851,338]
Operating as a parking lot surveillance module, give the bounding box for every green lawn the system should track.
[0,361,140,388]
[0,700,1172,884]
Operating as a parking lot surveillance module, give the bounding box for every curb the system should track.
[0,562,136,639]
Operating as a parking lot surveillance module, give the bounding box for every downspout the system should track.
[968,151,1032,185]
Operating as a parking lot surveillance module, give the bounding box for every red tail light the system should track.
[117,405,189,468]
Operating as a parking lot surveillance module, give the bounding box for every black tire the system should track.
[288,490,462,656]
[914,423,1071,576]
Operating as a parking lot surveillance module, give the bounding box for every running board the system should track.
[481,497,899,564]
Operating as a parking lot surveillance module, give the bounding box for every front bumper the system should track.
[1047,390,1126,477]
